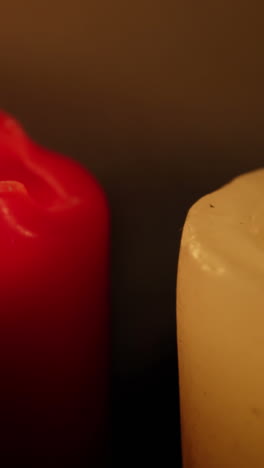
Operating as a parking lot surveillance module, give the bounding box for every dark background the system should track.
[1,1,263,466]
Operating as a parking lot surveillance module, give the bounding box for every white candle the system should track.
[177,169,264,468]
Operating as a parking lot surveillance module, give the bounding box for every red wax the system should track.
[0,112,109,464]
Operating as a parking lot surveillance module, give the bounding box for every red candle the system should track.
[0,112,109,464]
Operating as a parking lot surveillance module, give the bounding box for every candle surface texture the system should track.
[177,169,264,468]
[0,112,109,464]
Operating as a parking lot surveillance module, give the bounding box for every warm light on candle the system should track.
[0,111,109,464]
[177,169,264,468]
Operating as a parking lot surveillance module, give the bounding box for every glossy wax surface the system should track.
[0,112,109,462]
[177,169,264,468]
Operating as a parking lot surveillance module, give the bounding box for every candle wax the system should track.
[177,169,264,468]
[0,112,109,464]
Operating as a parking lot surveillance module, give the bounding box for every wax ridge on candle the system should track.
[181,168,264,284]
[0,111,103,210]
[0,114,68,208]
[0,181,28,194]
[0,111,108,238]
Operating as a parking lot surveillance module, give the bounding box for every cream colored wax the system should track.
[177,169,264,468]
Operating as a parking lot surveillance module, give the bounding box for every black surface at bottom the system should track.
[112,356,181,467]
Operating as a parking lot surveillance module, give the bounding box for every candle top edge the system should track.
[180,168,264,283]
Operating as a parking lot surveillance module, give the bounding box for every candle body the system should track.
[0,113,109,464]
[177,169,264,468]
